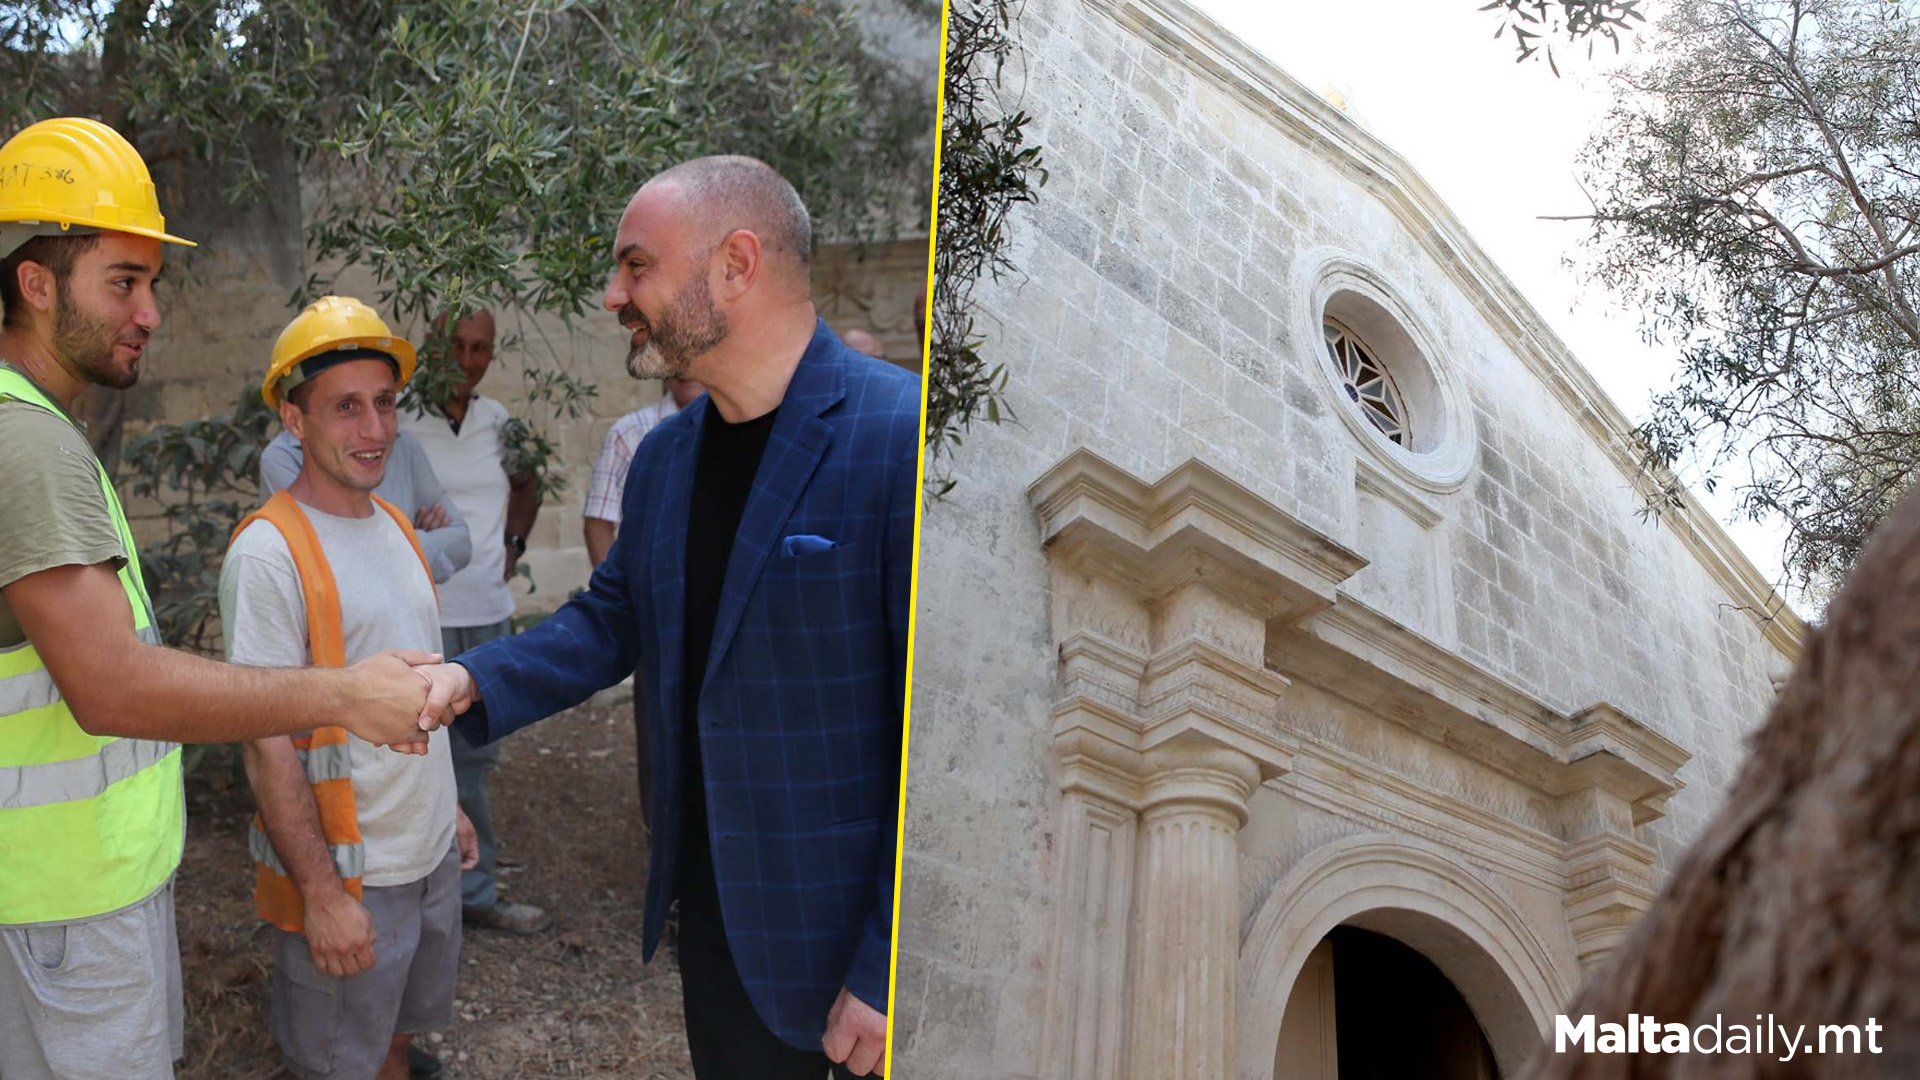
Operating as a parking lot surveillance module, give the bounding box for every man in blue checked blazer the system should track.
[418,157,917,1080]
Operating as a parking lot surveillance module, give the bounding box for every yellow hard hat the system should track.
[0,117,196,253]
[263,296,417,409]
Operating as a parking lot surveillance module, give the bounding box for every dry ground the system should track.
[175,700,695,1080]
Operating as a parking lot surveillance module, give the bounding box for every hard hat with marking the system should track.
[0,117,196,258]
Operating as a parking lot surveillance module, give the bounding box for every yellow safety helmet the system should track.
[263,296,418,409]
[0,117,196,255]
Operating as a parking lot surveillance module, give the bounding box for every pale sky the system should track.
[1184,0,1796,598]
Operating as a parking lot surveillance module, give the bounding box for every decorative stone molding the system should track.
[1560,831,1657,970]
[1345,455,1458,645]
[1030,449,1693,1077]
[1030,449,1369,630]
[1271,600,1686,970]
[1273,603,1688,817]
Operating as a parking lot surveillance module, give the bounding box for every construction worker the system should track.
[0,117,436,1080]
[229,297,476,1080]
[260,427,473,585]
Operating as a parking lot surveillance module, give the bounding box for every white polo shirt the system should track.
[402,396,516,628]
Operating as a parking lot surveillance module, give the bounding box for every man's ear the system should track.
[14,259,56,320]
[279,397,306,440]
[713,229,762,301]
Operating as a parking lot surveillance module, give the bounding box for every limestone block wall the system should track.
[892,0,1801,1075]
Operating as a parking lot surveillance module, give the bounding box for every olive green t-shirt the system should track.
[0,362,127,649]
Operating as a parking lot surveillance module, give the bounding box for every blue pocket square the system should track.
[781,533,838,557]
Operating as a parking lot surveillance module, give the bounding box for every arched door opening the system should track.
[1276,926,1501,1080]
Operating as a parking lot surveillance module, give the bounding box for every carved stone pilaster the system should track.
[1042,773,1138,1080]
[1043,630,1289,1080]
[1031,451,1363,1080]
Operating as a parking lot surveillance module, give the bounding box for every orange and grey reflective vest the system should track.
[232,489,434,933]
[0,365,183,925]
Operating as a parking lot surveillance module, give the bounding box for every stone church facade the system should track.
[893,0,1804,1077]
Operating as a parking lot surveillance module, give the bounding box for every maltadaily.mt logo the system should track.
[1555,1015,1885,1062]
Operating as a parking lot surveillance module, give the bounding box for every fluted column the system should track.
[1126,743,1261,1080]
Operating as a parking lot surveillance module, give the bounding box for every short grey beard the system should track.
[622,266,729,380]
[625,338,688,381]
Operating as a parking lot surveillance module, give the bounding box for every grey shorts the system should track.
[0,880,184,1080]
[271,843,462,1080]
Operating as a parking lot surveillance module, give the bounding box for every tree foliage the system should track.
[1484,0,1648,68]
[925,0,1042,496]
[2,0,931,312]
[1,0,935,645]
[1571,0,1920,596]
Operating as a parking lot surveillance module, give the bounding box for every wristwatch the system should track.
[506,534,527,556]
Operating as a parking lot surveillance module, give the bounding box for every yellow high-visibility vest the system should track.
[0,365,182,925]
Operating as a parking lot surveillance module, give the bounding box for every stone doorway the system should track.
[1274,922,1497,1076]
[1275,926,1501,1080]
[1238,837,1574,1080]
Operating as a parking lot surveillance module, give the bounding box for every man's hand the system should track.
[456,807,479,871]
[339,650,440,754]
[412,661,477,732]
[823,986,888,1076]
[414,503,451,531]
[303,888,377,978]
[503,549,521,582]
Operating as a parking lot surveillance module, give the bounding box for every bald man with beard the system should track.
[413,157,916,1079]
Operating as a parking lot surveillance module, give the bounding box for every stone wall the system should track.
[892,0,1802,1075]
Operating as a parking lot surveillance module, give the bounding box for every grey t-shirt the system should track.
[221,501,457,886]
[0,364,127,649]
[259,428,472,585]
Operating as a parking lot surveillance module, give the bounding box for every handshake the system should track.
[334,651,480,753]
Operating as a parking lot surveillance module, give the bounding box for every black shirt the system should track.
[679,405,779,882]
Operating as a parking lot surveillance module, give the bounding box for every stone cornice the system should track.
[1563,704,1691,824]
[1071,0,1808,658]
[1030,448,1368,626]
[1275,597,1687,826]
